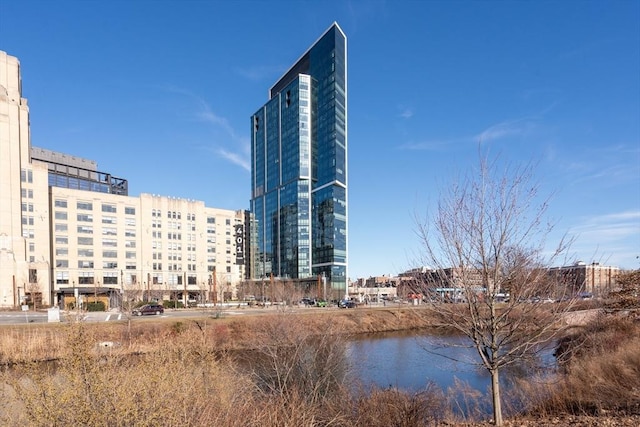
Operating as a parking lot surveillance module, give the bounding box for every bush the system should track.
[528,314,640,417]
[163,300,184,309]
[86,301,106,312]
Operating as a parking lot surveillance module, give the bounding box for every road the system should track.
[0,304,342,325]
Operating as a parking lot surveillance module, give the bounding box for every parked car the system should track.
[315,299,328,307]
[578,292,594,300]
[339,300,357,309]
[132,304,164,316]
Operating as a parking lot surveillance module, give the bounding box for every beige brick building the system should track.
[0,51,247,309]
[548,262,619,296]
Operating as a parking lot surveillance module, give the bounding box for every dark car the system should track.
[339,300,357,309]
[132,304,164,316]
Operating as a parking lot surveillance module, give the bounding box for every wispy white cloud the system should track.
[564,143,640,187]
[163,85,250,171]
[398,105,413,119]
[235,64,285,82]
[570,210,640,246]
[218,148,251,171]
[399,115,540,152]
[475,118,535,143]
[398,136,472,151]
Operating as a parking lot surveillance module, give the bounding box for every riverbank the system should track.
[1,305,638,426]
[0,306,437,364]
[0,303,614,364]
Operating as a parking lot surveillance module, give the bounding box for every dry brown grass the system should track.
[0,307,434,365]
[1,308,638,426]
[513,313,640,418]
[0,322,256,426]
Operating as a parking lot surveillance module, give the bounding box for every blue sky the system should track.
[1,0,638,278]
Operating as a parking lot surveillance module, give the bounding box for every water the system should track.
[347,330,490,392]
[346,330,555,395]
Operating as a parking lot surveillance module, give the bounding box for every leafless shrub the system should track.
[0,322,253,426]
[348,384,446,427]
[239,312,350,405]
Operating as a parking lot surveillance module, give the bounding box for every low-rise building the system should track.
[0,50,248,309]
[548,262,619,296]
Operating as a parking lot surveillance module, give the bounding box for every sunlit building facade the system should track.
[250,23,348,297]
[0,50,247,309]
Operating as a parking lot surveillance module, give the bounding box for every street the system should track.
[0,304,339,325]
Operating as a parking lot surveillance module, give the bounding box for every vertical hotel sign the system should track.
[234,224,244,265]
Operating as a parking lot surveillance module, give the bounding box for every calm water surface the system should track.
[347,330,489,392]
[346,330,555,393]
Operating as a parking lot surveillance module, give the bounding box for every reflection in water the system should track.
[346,330,555,397]
[347,331,490,392]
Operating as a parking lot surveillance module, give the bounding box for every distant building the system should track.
[0,50,247,309]
[397,261,620,299]
[349,276,399,303]
[548,262,619,296]
[250,23,348,298]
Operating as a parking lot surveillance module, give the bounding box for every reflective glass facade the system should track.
[251,23,347,295]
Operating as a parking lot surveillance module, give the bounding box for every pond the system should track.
[347,330,491,392]
[346,329,556,401]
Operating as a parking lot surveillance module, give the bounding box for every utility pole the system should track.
[120,270,124,310]
[212,267,218,306]
[183,271,187,307]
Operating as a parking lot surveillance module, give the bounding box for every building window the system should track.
[78,249,94,257]
[125,207,136,215]
[103,227,117,236]
[54,199,67,208]
[77,214,93,222]
[103,273,118,284]
[77,201,93,211]
[56,248,68,256]
[78,272,94,284]
[78,237,93,245]
[78,261,94,269]
[56,271,69,285]
[102,239,117,247]
[55,211,68,220]
[102,204,117,213]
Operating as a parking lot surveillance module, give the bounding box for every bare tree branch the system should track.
[411,149,577,426]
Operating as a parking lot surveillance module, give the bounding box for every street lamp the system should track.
[120,270,124,310]
[72,280,78,311]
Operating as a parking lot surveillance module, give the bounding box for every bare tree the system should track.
[26,280,42,311]
[413,152,575,426]
[121,281,145,341]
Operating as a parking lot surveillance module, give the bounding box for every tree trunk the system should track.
[491,368,503,426]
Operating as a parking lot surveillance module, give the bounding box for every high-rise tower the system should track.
[250,23,348,297]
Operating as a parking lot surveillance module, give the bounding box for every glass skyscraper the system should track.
[250,23,347,296]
